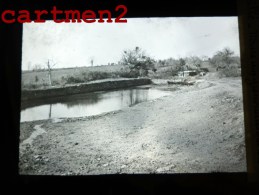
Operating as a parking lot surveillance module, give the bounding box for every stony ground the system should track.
[19,74,247,175]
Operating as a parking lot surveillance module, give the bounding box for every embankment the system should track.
[19,77,246,174]
[21,78,152,101]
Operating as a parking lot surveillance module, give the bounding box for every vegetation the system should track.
[119,46,156,77]
[152,56,203,78]
[62,71,119,84]
[22,47,241,90]
[22,65,123,89]
[35,76,39,83]
[209,47,241,77]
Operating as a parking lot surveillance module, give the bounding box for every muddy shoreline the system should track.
[19,76,246,175]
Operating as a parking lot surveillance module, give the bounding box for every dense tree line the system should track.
[119,46,240,78]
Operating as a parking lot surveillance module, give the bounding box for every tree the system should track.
[32,64,43,71]
[179,58,186,67]
[46,60,57,86]
[89,56,95,66]
[178,58,186,77]
[201,55,209,61]
[185,56,202,70]
[27,62,32,71]
[210,47,235,71]
[119,46,155,77]
[35,75,39,82]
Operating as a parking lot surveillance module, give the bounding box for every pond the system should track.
[20,87,171,122]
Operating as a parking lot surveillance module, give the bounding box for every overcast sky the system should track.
[22,17,240,70]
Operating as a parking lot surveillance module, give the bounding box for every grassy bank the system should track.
[22,65,124,90]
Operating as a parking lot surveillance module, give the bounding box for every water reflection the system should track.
[21,92,101,110]
[20,88,170,122]
[49,104,52,119]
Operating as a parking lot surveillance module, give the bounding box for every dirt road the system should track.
[19,75,246,175]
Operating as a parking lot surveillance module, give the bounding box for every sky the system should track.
[22,17,240,70]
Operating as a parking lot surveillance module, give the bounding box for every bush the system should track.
[87,71,110,80]
[220,67,241,77]
[64,71,116,84]
[200,68,209,72]
[42,83,49,89]
[118,70,139,78]
[52,80,60,85]
[150,66,179,79]
[209,48,240,71]
[35,76,39,82]
[22,83,38,89]
[116,67,139,78]
[65,76,84,84]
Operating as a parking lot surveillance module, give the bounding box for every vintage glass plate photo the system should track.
[19,17,246,175]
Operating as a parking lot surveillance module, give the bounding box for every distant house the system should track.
[177,70,197,77]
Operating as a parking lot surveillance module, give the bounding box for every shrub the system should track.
[52,80,60,85]
[209,48,240,71]
[23,83,38,89]
[64,71,115,84]
[65,76,84,84]
[118,70,139,78]
[220,66,241,77]
[42,83,49,89]
[35,76,39,82]
[223,68,240,77]
[87,71,110,80]
[150,66,179,79]
[200,68,209,72]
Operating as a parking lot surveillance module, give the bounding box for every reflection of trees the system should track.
[127,89,148,106]
[120,90,124,107]
[65,92,102,108]
[135,89,142,104]
[134,89,148,105]
[21,92,102,110]
[49,104,52,119]
[21,99,53,110]
[129,89,134,105]
[21,89,152,115]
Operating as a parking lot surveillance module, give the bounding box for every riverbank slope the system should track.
[19,75,246,175]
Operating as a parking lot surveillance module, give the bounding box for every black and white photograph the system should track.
[19,17,246,175]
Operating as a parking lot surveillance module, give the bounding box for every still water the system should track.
[20,87,171,122]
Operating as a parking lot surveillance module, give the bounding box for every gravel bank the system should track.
[19,75,246,175]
